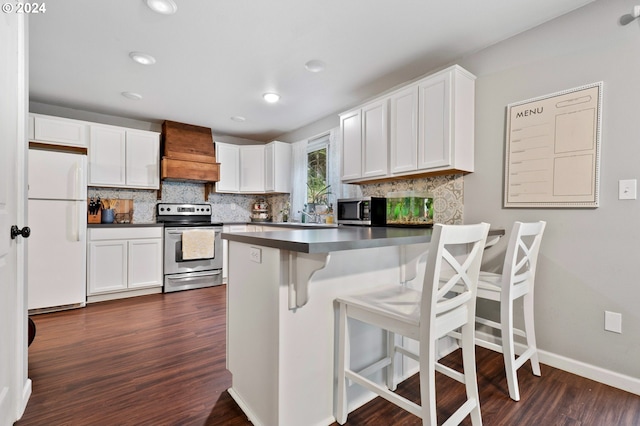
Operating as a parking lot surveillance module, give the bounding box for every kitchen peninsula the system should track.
[223,226,503,426]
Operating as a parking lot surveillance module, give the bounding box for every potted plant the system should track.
[307,178,331,213]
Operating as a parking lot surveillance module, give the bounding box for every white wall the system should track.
[459,0,640,388]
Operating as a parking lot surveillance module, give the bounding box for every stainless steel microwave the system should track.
[337,197,386,226]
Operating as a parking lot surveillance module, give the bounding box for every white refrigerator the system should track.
[28,147,87,311]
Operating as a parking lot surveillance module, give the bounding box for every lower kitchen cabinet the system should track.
[87,226,163,302]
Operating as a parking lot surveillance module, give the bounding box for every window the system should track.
[307,134,330,205]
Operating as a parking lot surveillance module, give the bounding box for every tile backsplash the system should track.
[89,174,462,224]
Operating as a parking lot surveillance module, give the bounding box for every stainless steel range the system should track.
[156,203,223,293]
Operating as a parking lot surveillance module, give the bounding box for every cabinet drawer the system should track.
[89,226,163,241]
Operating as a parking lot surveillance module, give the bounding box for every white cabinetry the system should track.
[265,141,292,193]
[389,86,418,174]
[87,226,163,302]
[240,145,265,192]
[88,124,160,189]
[362,99,389,178]
[217,141,291,194]
[341,65,475,183]
[89,125,126,186]
[340,110,362,181]
[340,99,388,181]
[29,113,89,148]
[216,142,240,192]
[126,130,161,189]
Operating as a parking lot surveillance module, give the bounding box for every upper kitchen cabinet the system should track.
[341,65,475,184]
[416,66,474,172]
[239,145,265,193]
[216,141,291,194]
[29,113,89,148]
[265,141,292,193]
[340,109,362,180]
[88,124,160,189]
[216,142,240,192]
[340,99,389,181]
[389,86,418,174]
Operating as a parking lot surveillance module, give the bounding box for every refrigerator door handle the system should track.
[75,162,83,200]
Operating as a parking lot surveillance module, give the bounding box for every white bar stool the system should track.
[473,221,546,401]
[335,223,490,425]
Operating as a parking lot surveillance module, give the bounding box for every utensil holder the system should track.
[101,209,115,224]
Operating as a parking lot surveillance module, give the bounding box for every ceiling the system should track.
[29,0,595,142]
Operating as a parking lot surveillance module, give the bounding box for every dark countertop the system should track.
[88,223,163,228]
[223,227,433,253]
[222,226,505,254]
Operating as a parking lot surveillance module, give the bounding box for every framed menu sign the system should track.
[504,82,603,208]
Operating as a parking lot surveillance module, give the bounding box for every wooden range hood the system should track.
[161,120,220,184]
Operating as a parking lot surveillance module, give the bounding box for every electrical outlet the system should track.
[618,179,637,200]
[604,311,622,334]
[249,247,262,263]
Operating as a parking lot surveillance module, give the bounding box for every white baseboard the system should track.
[538,350,640,396]
[474,330,640,397]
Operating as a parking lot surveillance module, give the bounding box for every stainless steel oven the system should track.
[157,203,223,293]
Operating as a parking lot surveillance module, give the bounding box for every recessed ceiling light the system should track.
[304,60,325,73]
[263,93,280,103]
[129,51,156,65]
[230,116,246,122]
[121,91,143,100]
[146,0,177,15]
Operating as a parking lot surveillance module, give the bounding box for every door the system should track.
[390,86,418,174]
[216,142,240,192]
[361,99,388,178]
[125,130,160,189]
[340,110,362,181]
[89,125,126,186]
[239,145,265,193]
[418,71,451,170]
[88,240,128,295]
[0,8,29,424]
[128,239,163,289]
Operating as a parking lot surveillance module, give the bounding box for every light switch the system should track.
[618,179,637,200]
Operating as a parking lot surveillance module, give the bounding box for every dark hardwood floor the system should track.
[17,285,640,426]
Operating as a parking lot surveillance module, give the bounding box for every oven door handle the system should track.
[166,270,222,283]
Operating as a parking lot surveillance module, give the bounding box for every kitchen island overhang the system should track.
[222,226,503,426]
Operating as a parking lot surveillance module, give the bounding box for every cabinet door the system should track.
[390,87,418,174]
[264,143,275,192]
[126,130,160,189]
[33,114,88,147]
[128,239,163,289]
[265,141,292,193]
[88,240,128,294]
[89,125,126,186]
[239,145,265,193]
[216,142,240,192]
[340,110,362,181]
[361,99,388,178]
[418,71,451,170]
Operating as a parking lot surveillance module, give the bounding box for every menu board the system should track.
[504,82,603,208]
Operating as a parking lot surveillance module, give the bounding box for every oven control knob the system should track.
[167,207,171,212]
[160,207,165,212]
